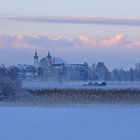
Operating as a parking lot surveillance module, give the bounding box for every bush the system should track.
[0,77,21,100]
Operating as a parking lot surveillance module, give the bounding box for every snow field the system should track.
[0,106,140,140]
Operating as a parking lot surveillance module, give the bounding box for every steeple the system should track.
[47,50,51,58]
[34,51,39,66]
[46,50,53,72]
[34,51,39,59]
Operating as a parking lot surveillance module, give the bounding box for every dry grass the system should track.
[28,88,140,104]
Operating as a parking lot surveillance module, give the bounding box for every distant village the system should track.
[18,51,91,81]
[1,51,140,82]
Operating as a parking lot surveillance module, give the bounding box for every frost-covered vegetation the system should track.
[0,65,21,100]
[29,88,140,104]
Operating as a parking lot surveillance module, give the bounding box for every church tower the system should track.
[34,51,39,67]
[46,51,53,72]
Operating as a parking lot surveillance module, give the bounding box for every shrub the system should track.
[0,77,21,100]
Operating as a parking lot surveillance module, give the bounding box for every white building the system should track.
[33,51,89,80]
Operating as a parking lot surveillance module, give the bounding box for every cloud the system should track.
[0,34,139,51]
[7,16,140,26]
[0,35,39,49]
[101,34,126,47]
[78,35,96,44]
[126,40,140,48]
[0,35,78,50]
[77,34,126,48]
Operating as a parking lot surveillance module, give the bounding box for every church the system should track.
[33,51,89,81]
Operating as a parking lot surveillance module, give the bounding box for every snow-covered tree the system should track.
[0,66,21,100]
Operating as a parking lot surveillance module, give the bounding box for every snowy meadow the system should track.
[0,106,140,140]
[1,80,140,140]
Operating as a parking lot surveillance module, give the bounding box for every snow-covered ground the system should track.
[0,106,140,140]
[22,80,140,89]
[22,80,84,89]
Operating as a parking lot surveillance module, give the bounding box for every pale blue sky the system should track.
[0,0,140,18]
[0,0,140,69]
[0,0,140,37]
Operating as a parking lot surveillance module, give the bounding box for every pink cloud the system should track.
[78,35,96,46]
[126,39,140,48]
[0,35,41,50]
[0,42,4,48]
[78,34,126,48]
[50,35,75,42]
[78,35,91,44]
[101,34,126,47]
[0,34,139,51]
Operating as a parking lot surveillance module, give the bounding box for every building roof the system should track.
[53,57,67,65]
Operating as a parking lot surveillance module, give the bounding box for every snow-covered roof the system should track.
[53,57,67,65]
[17,64,33,69]
[65,64,87,69]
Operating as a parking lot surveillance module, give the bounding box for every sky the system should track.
[0,0,140,69]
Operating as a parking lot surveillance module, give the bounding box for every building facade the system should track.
[36,51,89,81]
